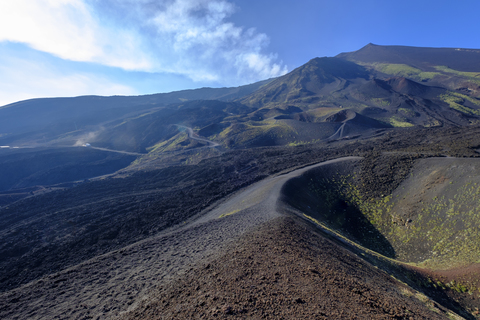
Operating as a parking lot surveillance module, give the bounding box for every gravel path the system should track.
[175,125,220,148]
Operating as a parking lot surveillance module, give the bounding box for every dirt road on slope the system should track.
[90,146,145,156]
[175,125,220,148]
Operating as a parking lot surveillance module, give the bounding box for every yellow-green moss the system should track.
[372,98,391,107]
[219,121,296,145]
[305,169,480,270]
[147,132,189,153]
[440,93,480,116]
[398,108,417,117]
[362,63,440,81]
[387,117,415,128]
[435,66,480,86]
[287,139,322,147]
[218,209,240,218]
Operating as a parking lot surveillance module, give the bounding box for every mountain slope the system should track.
[337,43,480,98]
[122,217,451,320]
[4,44,480,319]
[240,57,369,108]
[0,80,269,147]
[337,43,480,72]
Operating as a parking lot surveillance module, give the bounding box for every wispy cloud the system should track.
[0,0,287,87]
[141,0,288,83]
[0,0,152,71]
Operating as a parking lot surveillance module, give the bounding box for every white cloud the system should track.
[0,0,152,71]
[0,0,287,86]
[143,0,288,84]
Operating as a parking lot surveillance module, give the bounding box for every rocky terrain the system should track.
[1,44,480,319]
[122,216,452,320]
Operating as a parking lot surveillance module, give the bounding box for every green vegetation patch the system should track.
[387,116,414,128]
[219,120,297,146]
[439,93,480,116]
[451,92,480,107]
[287,139,322,147]
[364,63,440,81]
[398,107,417,117]
[286,170,396,258]
[307,107,344,119]
[365,159,480,270]
[435,66,480,86]
[372,98,391,107]
[218,209,240,218]
[147,132,190,153]
[412,180,480,269]
[129,130,217,168]
[293,157,480,272]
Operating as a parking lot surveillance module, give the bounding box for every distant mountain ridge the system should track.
[337,43,480,72]
[0,79,270,144]
[2,43,480,153]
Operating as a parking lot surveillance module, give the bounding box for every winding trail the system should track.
[175,124,220,148]
[327,122,347,140]
[90,146,145,156]
[0,157,362,320]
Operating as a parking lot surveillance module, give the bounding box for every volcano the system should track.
[2,45,480,319]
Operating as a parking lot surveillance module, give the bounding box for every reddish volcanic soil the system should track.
[121,216,453,320]
[415,264,480,317]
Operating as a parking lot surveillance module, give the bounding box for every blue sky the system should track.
[1,0,479,107]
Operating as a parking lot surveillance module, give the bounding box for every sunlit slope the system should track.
[380,158,480,269]
[4,45,480,153]
[93,54,480,155]
[337,43,480,72]
[239,55,480,129]
[281,156,480,271]
[239,57,370,108]
[338,43,480,98]
[278,155,480,315]
[280,158,396,258]
[89,99,372,155]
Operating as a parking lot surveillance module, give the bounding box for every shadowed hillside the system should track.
[0,80,269,148]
